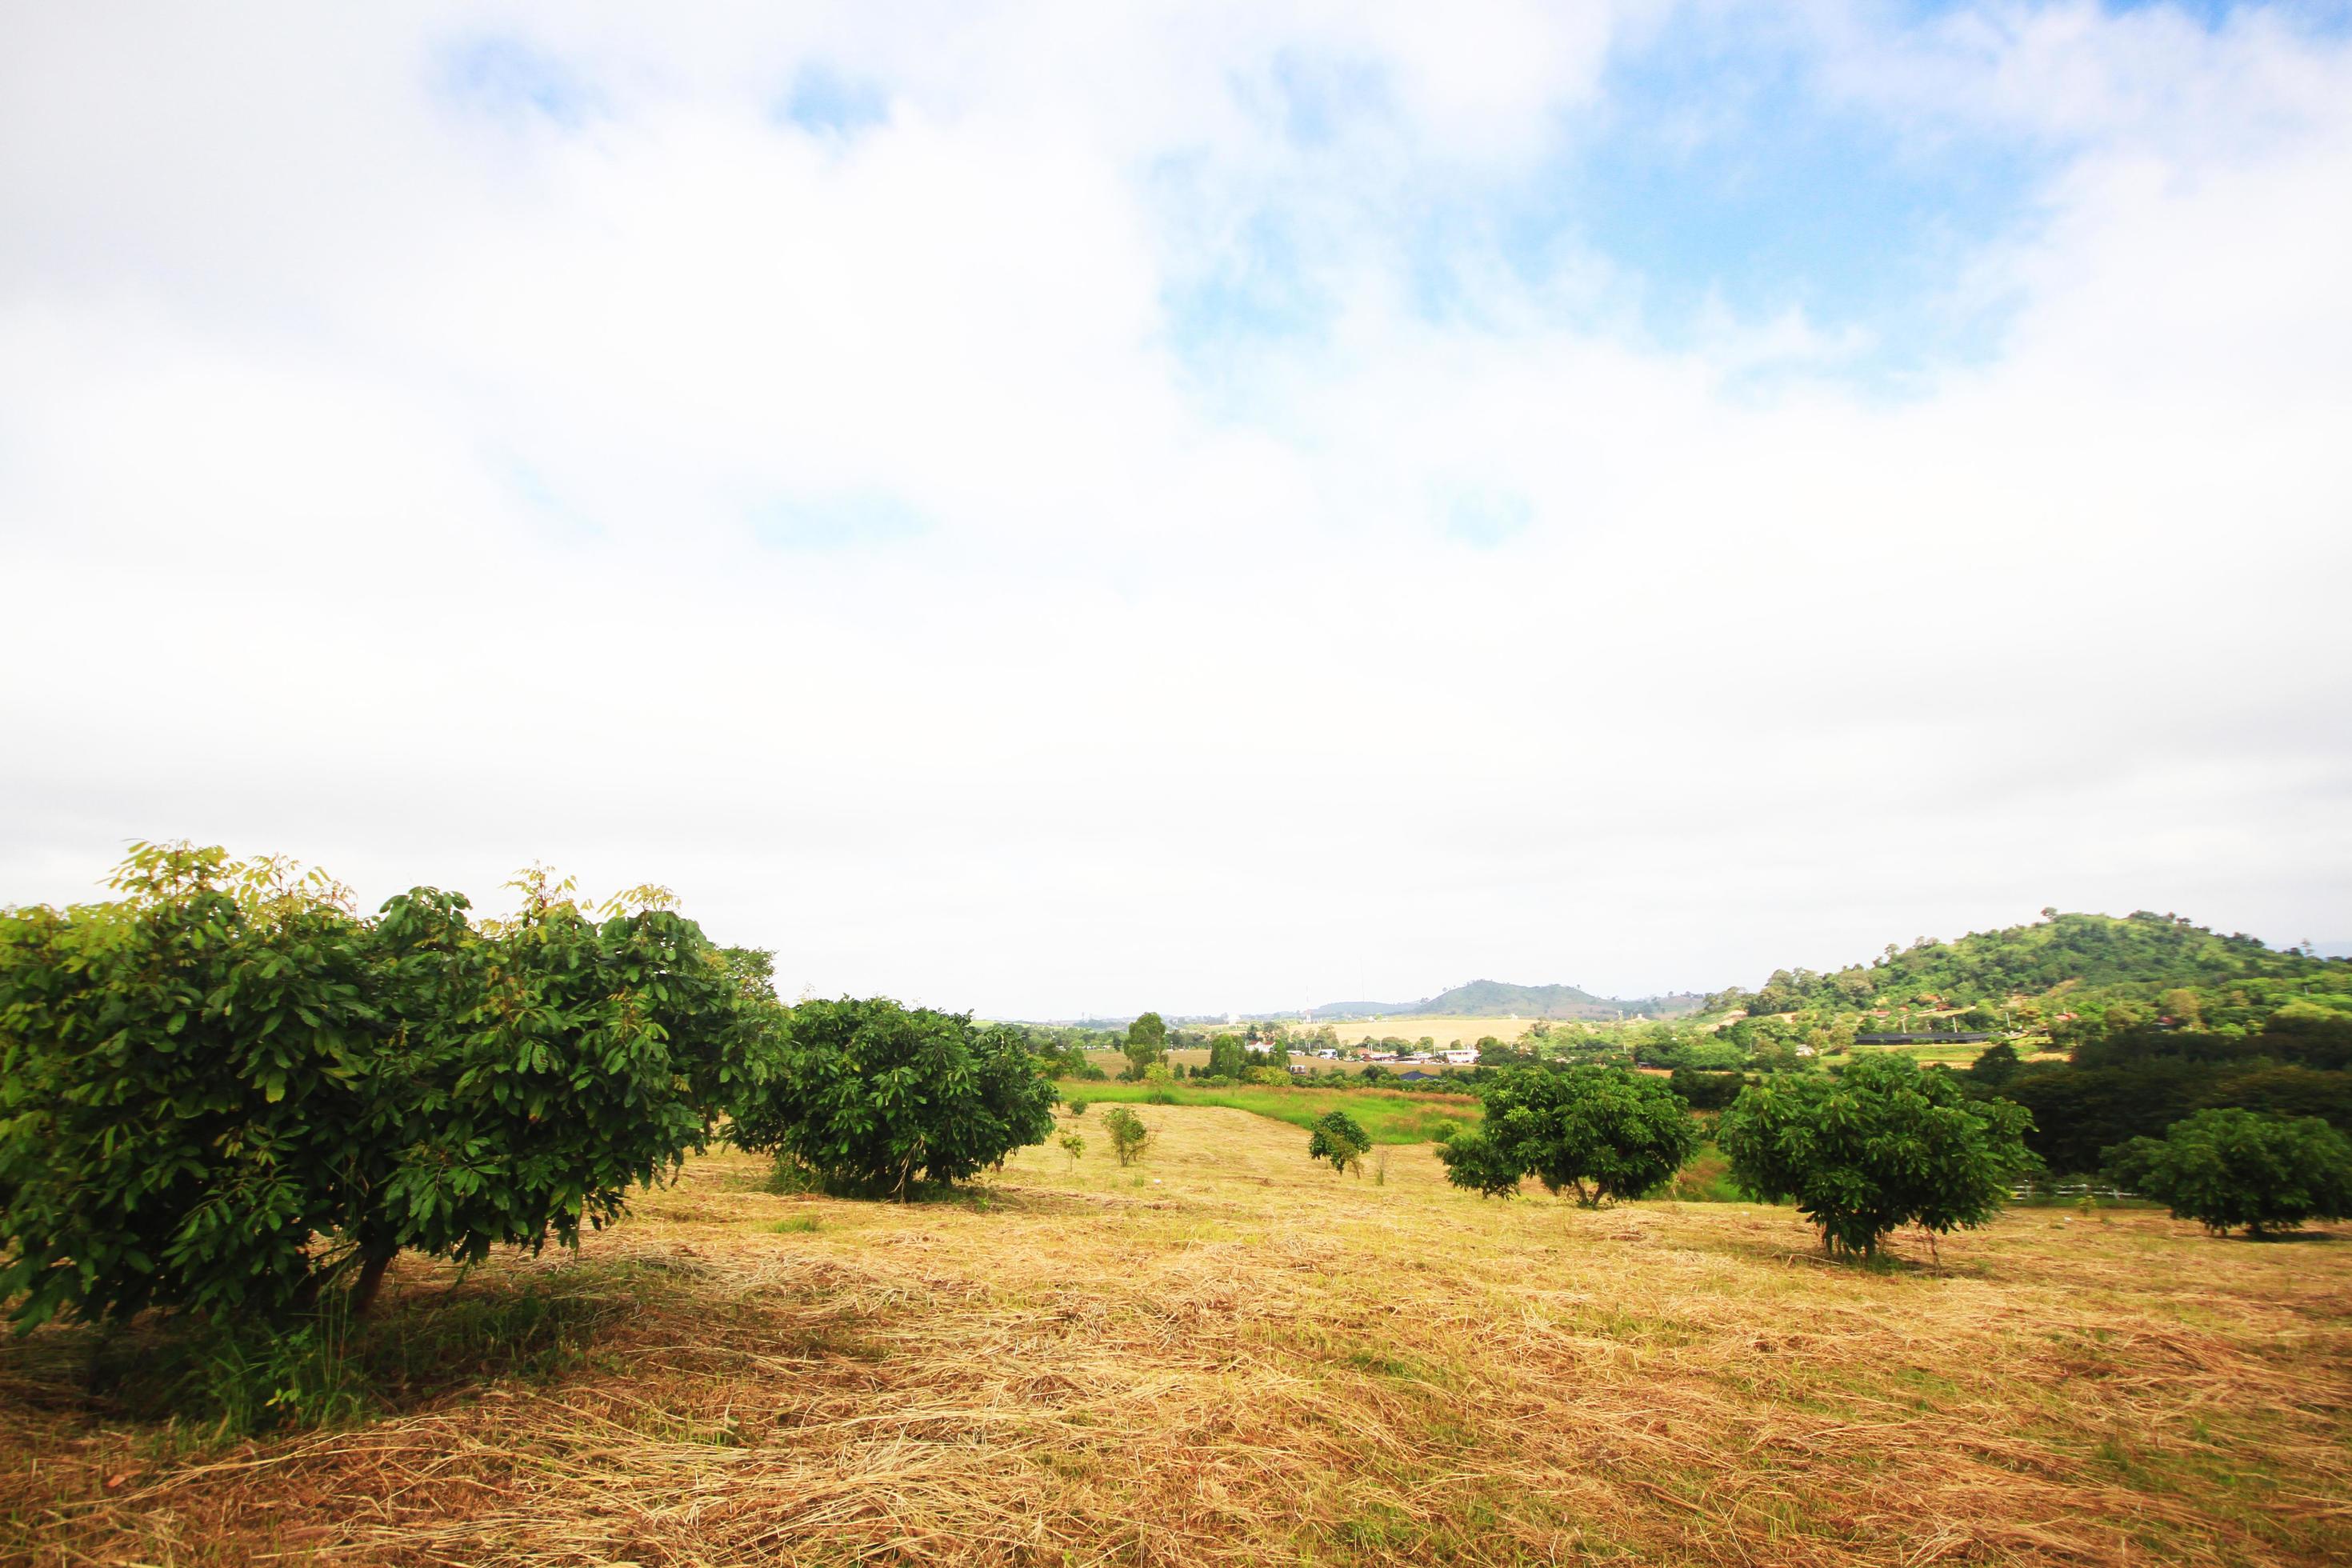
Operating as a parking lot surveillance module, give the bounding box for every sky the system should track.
[2,1,2349,1018]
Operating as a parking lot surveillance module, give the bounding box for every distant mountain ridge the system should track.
[1314,978,1706,1021]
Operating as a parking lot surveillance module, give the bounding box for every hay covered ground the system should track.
[4,1104,2349,1566]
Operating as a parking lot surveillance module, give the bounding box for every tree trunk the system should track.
[349,1246,397,1318]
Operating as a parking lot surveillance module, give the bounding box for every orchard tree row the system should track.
[0,846,1058,1331]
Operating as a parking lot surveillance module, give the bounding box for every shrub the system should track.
[1102,1106,1152,1166]
[1438,1066,1698,1207]
[1306,1111,1372,1176]
[0,845,770,1330]
[1066,1098,1090,1116]
[1669,1066,1746,1111]
[1718,1053,2033,1257]
[728,999,1057,1199]
[2105,1109,2352,1236]
[1057,1130,1086,1167]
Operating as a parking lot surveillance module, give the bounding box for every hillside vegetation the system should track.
[1719,910,2340,1020]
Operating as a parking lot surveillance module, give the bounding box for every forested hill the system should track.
[1717,910,2337,1016]
[1315,979,1706,1020]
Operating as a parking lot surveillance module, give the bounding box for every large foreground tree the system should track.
[0,845,774,1328]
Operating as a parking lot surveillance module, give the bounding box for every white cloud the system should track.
[2,2,2347,1015]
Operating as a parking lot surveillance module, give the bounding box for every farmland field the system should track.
[1061,1079,1479,1142]
[6,1105,2347,1567]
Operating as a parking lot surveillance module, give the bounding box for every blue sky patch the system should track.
[780,65,890,137]
[752,492,929,551]
[434,36,598,128]
[1440,486,1534,549]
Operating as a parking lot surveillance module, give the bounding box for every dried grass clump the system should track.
[4,1106,2348,1566]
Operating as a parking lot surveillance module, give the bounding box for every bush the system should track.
[1102,1106,1152,1166]
[0,846,770,1330]
[1718,1054,2032,1257]
[2105,1109,2352,1236]
[1306,1111,1372,1176]
[1438,1066,1698,1206]
[1057,1130,1086,1167]
[1669,1067,1746,1111]
[728,998,1057,1199]
[1066,1098,1090,1116]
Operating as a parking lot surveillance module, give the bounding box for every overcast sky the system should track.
[3,2,2348,1018]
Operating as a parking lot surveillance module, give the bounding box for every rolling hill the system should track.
[1312,978,1706,1021]
[1723,910,2344,1014]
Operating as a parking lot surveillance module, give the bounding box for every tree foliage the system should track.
[2002,1054,2352,1174]
[1438,1066,1698,1206]
[1205,1033,1247,1079]
[2104,1109,2352,1237]
[1122,1012,1168,1080]
[1718,1054,2033,1257]
[1306,1110,1371,1175]
[728,998,1056,1198]
[1718,910,2334,1014]
[1668,1066,1747,1110]
[0,845,770,1329]
[1101,1106,1152,1166]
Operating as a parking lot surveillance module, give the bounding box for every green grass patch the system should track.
[1666,1139,1749,1202]
[1055,1079,1479,1142]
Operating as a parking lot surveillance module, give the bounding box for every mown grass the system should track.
[1060,1078,1478,1142]
[4,1107,2348,1567]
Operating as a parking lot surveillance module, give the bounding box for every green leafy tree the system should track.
[0,845,770,1329]
[1669,1066,1746,1111]
[1205,1033,1246,1079]
[1122,1011,1168,1080]
[1438,1066,1698,1206]
[1057,1130,1086,1167]
[1306,1111,1372,1176]
[729,999,1057,1198]
[2104,1109,2352,1236]
[1102,1106,1152,1166]
[1718,1054,2033,1257]
[1965,1040,2022,1089]
[1434,1126,1525,1197]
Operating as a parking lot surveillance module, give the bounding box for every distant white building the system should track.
[1442,1048,1478,1066]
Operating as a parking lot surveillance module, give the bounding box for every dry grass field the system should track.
[4,1104,2350,1566]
